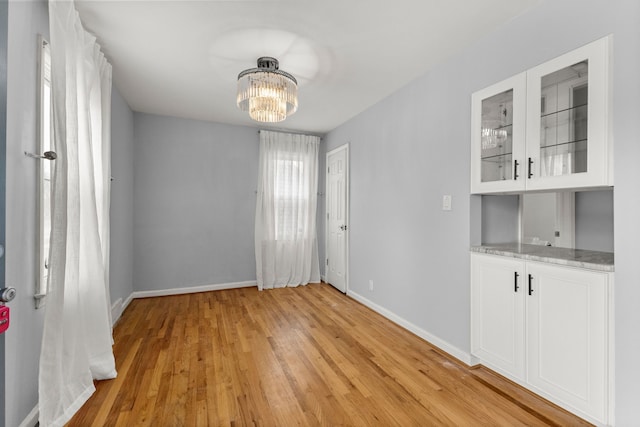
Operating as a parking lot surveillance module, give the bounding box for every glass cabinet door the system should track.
[481,89,514,182]
[539,61,588,177]
[471,73,526,194]
[526,36,611,190]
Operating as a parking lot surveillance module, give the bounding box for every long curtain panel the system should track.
[38,1,116,426]
[255,131,321,290]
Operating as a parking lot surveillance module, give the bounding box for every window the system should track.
[273,157,310,240]
[35,36,52,308]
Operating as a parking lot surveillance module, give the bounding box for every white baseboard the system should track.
[110,298,123,326]
[18,404,38,427]
[130,280,257,300]
[122,293,134,312]
[469,354,481,366]
[347,290,473,366]
[111,281,256,325]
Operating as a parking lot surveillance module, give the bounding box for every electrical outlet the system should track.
[369,279,374,291]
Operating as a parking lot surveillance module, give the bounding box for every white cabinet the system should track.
[526,261,609,424]
[471,35,612,194]
[525,37,612,191]
[470,253,612,425]
[470,254,525,379]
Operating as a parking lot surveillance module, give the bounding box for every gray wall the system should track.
[5,1,48,426]
[110,88,135,304]
[323,0,640,423]
[133,113,258,292]
[575,189,614,252]
[481,195,519,244]
[611,0,640,420]
[324,80,471,352]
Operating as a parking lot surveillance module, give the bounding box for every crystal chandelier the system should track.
[237,57,298,123]
[481,127,507,150]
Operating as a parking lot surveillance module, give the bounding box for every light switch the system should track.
[442,195,452,211]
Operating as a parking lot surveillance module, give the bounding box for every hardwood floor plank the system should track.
[89,338,142,427]
[66,283,592,426]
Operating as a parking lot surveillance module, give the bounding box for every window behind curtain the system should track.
[274,157,310,240]
[255,130,320,289]
[35,36,52,308]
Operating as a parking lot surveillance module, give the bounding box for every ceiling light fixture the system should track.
[237,57,298,123]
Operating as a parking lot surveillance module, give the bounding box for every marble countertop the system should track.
[470,243,614,272]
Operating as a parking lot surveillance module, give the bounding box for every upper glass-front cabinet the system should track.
[471,35,612,194]
[471,73,526,193]
[525,36,612,191]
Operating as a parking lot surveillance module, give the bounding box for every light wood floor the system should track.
[67,283,591,426]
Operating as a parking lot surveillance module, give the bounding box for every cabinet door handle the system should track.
[514,272,519,292]
[513,160,519,180]
[528,274,533,295]
[527,157,533,179]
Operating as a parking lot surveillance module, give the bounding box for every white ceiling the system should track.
[75,0,539,134]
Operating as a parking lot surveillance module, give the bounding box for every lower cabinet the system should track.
[471,253,612,425]
[470,254,525,380]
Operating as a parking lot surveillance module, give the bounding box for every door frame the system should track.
[325,143,349,293]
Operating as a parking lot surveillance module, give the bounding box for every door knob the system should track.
[0,287,16,303]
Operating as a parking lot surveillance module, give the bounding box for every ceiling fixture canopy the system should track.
[237,57,298,123]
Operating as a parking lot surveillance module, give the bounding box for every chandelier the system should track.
[237,57,298,123]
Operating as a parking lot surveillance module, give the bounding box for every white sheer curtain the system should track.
[38,1,116,426]
[255,131,321,290]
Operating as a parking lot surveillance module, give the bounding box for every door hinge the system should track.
[326,259,329,266]
[327,213,329,220]
[328,167,330,173]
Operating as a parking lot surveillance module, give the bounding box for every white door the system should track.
[326,144,348,293]
[526,261,609,423]
[470,254,526,380]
